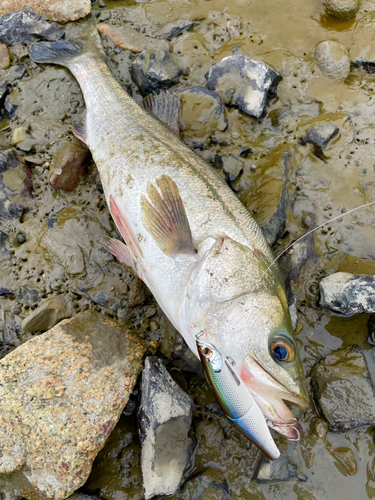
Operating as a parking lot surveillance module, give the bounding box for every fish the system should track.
[29,38,309,449]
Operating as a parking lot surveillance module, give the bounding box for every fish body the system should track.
[30,40,309,444]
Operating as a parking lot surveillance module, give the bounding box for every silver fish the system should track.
[30,39,309,446]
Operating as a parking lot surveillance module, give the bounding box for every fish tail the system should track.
[29,40,84,67]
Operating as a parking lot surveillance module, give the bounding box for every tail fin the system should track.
[29,40,84,67]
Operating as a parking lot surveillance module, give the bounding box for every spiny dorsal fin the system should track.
[142,91,180,137]
[141,175,195,257]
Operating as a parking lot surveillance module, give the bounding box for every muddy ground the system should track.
[2,0,375,498]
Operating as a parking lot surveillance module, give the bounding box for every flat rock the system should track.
[253,454,307,483]
[0,62,26,84]
[205,55,282,119]
[20,295,74,333]
[324,0,359,19]
[0,43,10,69]
[301,123,339,159]
[311,345,375,432]
[0,11,64,46]
[0,310,146,500]
[179,86,227,148]
[138,357,196,499]
[97,23,169,53]
[131,49,182,97]
[159,20,199,40]
[319,272,375,315]
[0,1,91,23]
[0,148,33,223]
[314,40,350,82]
[50,138,90,192]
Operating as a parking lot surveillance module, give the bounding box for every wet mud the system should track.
[2,0,375,498]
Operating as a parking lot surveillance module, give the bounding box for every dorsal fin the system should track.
[142,91,180,137]
[141,175,195,257]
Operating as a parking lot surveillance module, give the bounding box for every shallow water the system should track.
[2,0,375,498]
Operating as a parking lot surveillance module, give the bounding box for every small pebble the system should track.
[12,126,27,145]
[150,320,159,331]
[251,164,257,171]
[0,43,10,70]
[314,41,350,82]
[324,0,359,19]
[310,417,328,439]
[145,306,156,318]
[16,233,27,245]
[99,0,106,7]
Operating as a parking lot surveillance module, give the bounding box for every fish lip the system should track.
[249,355,309,410]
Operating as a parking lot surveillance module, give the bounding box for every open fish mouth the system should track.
[241,355,309,440]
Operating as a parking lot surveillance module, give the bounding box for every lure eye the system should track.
[271,337,295,362]
[203,347,213,358]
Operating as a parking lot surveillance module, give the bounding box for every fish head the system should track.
[199,284,309,440]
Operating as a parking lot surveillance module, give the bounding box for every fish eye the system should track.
[271,336,295,362]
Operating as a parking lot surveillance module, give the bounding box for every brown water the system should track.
[2,0,375,498]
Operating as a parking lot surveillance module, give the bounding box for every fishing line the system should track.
[259,200,375,283]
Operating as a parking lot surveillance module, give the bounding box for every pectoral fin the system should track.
[141,175,195,257]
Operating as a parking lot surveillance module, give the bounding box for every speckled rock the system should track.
[301,123,339,159]
[253,454,307,483]
[205,55,282,118]
[324,0,359,20]
[179,86,227,148]
[20,295,74,333]
[49,139,90,192]
[0,310,146,500]
[311,346,375,432]
[0,148,33,223]
[0,1,91,23]
[0,43,10,70]
[313,41,350,82]
[131,49,182,97]
[0,11,64,46]
[97,23,169,53]
[319,272,375,315]
[138,357,196,499]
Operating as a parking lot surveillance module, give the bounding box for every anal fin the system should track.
[142,91,180,138]
[110,196,144,260]
[141,175,195,257]
[105,237,138,275]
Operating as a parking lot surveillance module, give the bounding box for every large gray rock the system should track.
[311,346,375,432]
[205,55,282,118]
[137,357,196,499]
[0,11,64,46]
[0,310,146,500]
[131,49,182,97]
[319,272,375,315]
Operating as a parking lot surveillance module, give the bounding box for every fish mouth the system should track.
[241,355,309,440]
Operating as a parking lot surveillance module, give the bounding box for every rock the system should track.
[311,345,375,432]
[97,23,169,53]
[0,62,26,84]
[4,96,17,117]
[137,357,196,499]
[309,417,328,439]
[131,49,182,97]
[12,126,26,145]
[0,11,64,46]
[301,123,339,159]
[330,447,357,476]
[313,41,350,82]
[205,55,282,119]
[49,138,90,192]
[221,155,243,182]
[99,0,106,7]
[179,86,227,148]
[0,43,10,69]
[20,295,74,333]
[253,454,307,483]
[350,13,375,73]
[0,310,146,500]
[159,20,200,40]
[15,285,40,305]
[0,1,91,23]
[324,0,359,20]
[319,272,375,315]
[368,315,375,344]
[179,468,231,500]
[0,149,33,223]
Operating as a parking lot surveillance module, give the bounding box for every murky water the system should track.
[2,0,375,498]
